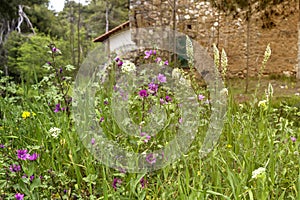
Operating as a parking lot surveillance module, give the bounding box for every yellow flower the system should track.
[197,171,201,176]
[227,144,232,148]
[22,111,31,119]
[32,112,36,116]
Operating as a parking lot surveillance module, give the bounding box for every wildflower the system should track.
[153,50,156,55]
[0,144,5,148]
[140,177,148,188]
[157,73,167,83]
[139,89,148,98]
[100,117,104,123]
[291,136,296,142]
[49,127,61,139]
[226,144,232,148]
[30,175,34,182]
[144,50,152,59]
[140,132,151,143]
[22,174,27,179]
[112,178,122,191]
[121,60,136,73]
[220,88,228,96]
[155,57,162,63]
[146,153,156,165]
[164,60,169,65]
[258,100,268,109]
[160,98,165,105]
[251,167,266,179]
[148,82,158,93]
[54,104,61,113]
[198,94,205,101]
[9,164,21,172]
[117,60,123,67]
[22,111,31,119]
[104,100,109,105]
[52,47,57,52]
[172,68,182,79]
[178,118,183,124]
[59,67,63,73]
[115,57,120,62]
[15,193,24,200]
[91,138,95,145]
[165,95,172,102]
[28,153,39,161]
[17,150,29,160]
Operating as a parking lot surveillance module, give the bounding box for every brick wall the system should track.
[129,0,298,78]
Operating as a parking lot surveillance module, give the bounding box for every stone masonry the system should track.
[129,0,298,78]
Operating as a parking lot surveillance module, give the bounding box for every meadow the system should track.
[0,43,299,200]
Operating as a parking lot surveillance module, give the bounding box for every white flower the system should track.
[258,100,268,109]
[220,88,228,96]
[121,60,136,73]
[49,127,61,139]
[172,68,182,79]
[252,167,266,179]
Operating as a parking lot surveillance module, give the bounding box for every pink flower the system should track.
[15,193,24,200]
[139,89,148,98]
[112,178,122,191]
[28,153,39,161]
[198,94,205,101]
[164,60,169,65]
[146,153,156,165]
[165,95,172,102]
[157,73,167,83]
[291,136,296,142]
[144,50,152,59]
[140,132,151,143]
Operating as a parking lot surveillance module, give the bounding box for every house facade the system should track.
[128,0,299,78]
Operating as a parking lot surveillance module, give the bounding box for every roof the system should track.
[93,21,130,42]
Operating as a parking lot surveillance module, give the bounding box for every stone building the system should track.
[128,0,299,78]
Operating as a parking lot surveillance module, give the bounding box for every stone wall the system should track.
[129,0,299,78]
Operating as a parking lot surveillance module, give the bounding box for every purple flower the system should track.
[22,174,27,179]
[118,168,126,174]
[9,164,21,172]
[17,150,29,160]
[30,175,34,182]
[117,60,123,67]
[160,98,165,105]
[104,100,109,105]
[91,138,95,145]
[140,177,148,188]
[54,104,61,113]
[198,94,205,101]
[148,82,158,93]
[52,47,57,52]
[153,50,156,55]
[157,73,167,83]
[144,50,152,59]
[140,132,151,143]
[165,95,172,102]
[112,178,122,191]
[0,144,5,148]
[15,193,24,200]
[164,60,169,65]
[179,118,183,124]
[146,153,156,165]
[47,61,52,65]
[291,136,296,142]
[115,57,120,62]
[139,89,148,98]
[28,153,39,161]
[100,117,104,123]
[155,57,162,63]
